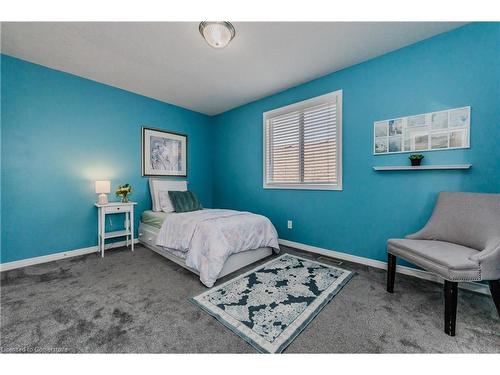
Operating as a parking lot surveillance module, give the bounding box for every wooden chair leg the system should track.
[387,253,396,293]
[444,280,458,336]
[489,280,500,317]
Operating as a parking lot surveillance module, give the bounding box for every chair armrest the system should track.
[469,239,500,280]
[405,225,438,240]
[405,229,427,240]
[470,240,500,261]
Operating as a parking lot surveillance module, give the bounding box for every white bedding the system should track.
[155,209,279,287]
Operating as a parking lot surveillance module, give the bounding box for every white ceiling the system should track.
[1,22,465,115]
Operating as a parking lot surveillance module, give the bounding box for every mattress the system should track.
[140,210,168,229]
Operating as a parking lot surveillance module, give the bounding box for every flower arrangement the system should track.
[116,183,132,203]
[409,154,424,166]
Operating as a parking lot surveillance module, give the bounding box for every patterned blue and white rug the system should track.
[190,253,354,353]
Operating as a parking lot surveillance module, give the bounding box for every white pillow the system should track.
[158,191,174,213]
[149,179,187,212]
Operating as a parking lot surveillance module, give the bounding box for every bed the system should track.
[138,179,279,287]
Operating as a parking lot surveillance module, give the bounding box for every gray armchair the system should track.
[387,192,500,336]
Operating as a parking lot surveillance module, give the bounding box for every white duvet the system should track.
[155,209,280,287]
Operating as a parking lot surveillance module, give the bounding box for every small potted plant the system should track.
[409,154,424,166]
[116,183,132,203]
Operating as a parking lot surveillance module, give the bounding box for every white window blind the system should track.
[263,90,342,190]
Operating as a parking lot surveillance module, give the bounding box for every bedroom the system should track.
[1,0,499,372]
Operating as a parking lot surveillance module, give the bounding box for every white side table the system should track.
[95,202,137,257]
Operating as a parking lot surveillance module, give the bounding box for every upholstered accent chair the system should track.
[387,192,500,336]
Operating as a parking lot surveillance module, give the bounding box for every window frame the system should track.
[262,90,343,191]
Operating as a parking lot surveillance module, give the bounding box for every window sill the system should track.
[263,184,343,191]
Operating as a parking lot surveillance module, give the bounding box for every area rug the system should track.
[190,253,354,353]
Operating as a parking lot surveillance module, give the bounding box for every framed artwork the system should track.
[141,127,187,177]
[373,106,470,155]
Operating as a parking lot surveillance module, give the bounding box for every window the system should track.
[263,90,342,190]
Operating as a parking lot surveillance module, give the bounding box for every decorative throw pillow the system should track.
[168,190,202,213]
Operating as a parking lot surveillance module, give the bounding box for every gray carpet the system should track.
[1,245,499,353]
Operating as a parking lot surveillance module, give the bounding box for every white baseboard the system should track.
[278,239,490,296]
[0,239,139,272]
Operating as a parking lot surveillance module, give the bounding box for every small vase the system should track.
[121,195,129,203]
[410,159,422,166]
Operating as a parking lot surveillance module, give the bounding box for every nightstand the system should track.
[95,202,137,257]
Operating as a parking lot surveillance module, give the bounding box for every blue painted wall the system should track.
[212,23,500,262]
[1,55,213,263]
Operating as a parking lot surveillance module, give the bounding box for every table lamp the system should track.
[95,180,111,204]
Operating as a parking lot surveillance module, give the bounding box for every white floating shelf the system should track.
[373,164,472,171]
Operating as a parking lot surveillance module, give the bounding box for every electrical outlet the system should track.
[287,220,293,229]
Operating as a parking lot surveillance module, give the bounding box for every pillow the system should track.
[149,179,187,212]
[158,191,174,213]
[168,190,202,213]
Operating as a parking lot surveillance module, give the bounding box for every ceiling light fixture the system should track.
[199,21,236,49]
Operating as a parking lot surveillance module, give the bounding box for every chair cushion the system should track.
[387,239,481,281]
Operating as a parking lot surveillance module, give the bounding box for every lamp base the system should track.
[97,193,108,205]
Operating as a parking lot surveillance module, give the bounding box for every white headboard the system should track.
[149,178,188,212]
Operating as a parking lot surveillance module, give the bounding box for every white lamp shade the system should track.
[199,22,235,49]
[95,180,111,194]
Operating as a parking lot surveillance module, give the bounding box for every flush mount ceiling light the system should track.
[199,21,236,49]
